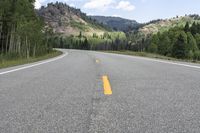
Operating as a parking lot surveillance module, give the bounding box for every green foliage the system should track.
[147,34,158,53]
[190,22,200,35]
[184,22,190,32]
[145,22,200,60]
[172,31,187,59]
[70,21,88,31]
[0,50,62,69]
[148,43,157,53]
[158,32,172,55]
[187,50,194,60]
[51,31,128,51]
[0,0,52,59]
[194,51,200,60]
[151,34,159,45]
[187,32,198,51]
[195,33,200,49]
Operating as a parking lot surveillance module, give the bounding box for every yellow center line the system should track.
[96,59,100,63]
[102,76,112,95]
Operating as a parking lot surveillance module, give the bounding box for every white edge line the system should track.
[146,58,200,69]
[0,52,68,75]
[102,52,200,69]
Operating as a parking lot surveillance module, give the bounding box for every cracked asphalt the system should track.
[0,49,200,133]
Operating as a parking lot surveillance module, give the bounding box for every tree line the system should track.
[0,0,53,60]
[52,32,130,51]
[148,22,200,60]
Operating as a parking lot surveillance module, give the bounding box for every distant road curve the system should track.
[0,49,200,133]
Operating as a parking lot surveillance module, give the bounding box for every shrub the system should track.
[148,43,158,53]
[194,51,200,60]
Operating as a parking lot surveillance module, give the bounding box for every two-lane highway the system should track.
[0,49,200,133]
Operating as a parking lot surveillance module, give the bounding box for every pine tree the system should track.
[186,32,198,52]
[191,22,197,35]
[151,34,159,46]
[172,31,187,59]
[184,22,190,32]
[158,33,171,55]
[195,33,200,49]
[0,0,52,59]
[148,43,157,53]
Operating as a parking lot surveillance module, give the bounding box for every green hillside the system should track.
[38,2,110,37]
[38,2,127,50]
[139,15,200,36]
[125,15,200,61]
[127,15,200,51]
[89,16,140,32]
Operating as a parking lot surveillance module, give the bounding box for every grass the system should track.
[0,50,63,69]
[70,21,88,31]
[103,51,200,64]
[140,16,200,35]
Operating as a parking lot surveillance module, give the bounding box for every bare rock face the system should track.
[37,2,105,36]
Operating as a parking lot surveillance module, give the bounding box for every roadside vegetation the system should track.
[1,0,200,67]
[51,31,127,50]
[36,2,200,63]
[123,15,200,62]
[53,16,200,62]
[0,0,56,68]
[104,51,200,64]
[0,50,62,69]
[147,22,200,60]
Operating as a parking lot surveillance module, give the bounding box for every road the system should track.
[0,49,200,133]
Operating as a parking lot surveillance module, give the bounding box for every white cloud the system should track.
[116,1,135,11]
[112,14,122,17]
[34,0,71,9]
[35,0,135,13]
[35,0,42,9]
[83,0,114,10]
[69,3,75,7]
[34,0,49,9]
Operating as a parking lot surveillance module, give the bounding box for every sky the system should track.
[35,0,200,23]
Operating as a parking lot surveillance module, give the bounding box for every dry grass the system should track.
[0,50,62,69]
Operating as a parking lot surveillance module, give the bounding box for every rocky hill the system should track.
[37,2,107,36]
[138,15,200,36]
[90,16,140,32]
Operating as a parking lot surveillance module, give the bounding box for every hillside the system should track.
[139,15,200,36]
[89,16,140,32]
[126,14,200,53]
[37,2,107,36]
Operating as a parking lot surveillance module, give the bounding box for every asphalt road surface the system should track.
[0,49,200,133]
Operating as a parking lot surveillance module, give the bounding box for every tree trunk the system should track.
[26,36,30,59]
[17,36,21,55]
[33,43,36,57]
[5,33,9,54]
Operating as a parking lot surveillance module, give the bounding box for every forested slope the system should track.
[37,2,109,37]
[0,0,53,61]
[148,22,200,60]
[89,16,140,32]
[37,2,127,51]
[126,15,200,60]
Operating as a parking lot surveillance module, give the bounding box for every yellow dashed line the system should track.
[96,59,100,63]
[102,76,112,95]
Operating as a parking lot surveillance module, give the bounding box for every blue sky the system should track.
[35,0,200,23]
